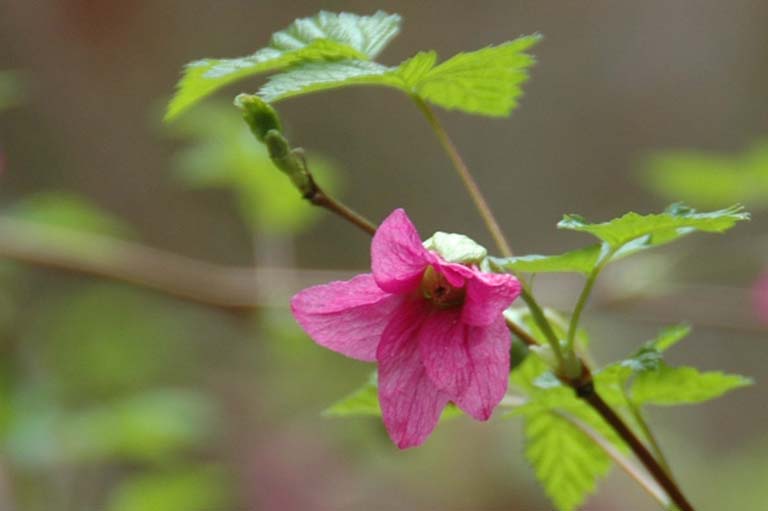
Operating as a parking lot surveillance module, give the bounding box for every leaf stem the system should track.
[624,393,676,482]
[411,96,514,257]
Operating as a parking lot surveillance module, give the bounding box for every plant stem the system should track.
[412,96,514,257]
[577,384,695,511]
[303,182,377,236]
[411,97,695,509]
[565,266,600,352]
[625,394,676,481]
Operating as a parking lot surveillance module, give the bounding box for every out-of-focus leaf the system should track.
[7,191,134,238]
[63,389,217,463]
[0,70,24,111]
[644,141,768,208]
[165,11,401,120]
[260,36,540,117]
[168,102,337,233]
[107,466,232,511]
[27,285,197,399]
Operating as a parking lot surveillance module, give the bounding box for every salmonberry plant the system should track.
[167,11,751,511]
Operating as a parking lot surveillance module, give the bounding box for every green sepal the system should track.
[423,231,487,264]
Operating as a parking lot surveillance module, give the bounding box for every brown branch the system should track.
[572,378,695,511]
[0,216,352,311]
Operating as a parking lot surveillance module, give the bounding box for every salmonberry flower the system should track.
[291,209,522,448]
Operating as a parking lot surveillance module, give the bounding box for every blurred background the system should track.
[0,1,766,510]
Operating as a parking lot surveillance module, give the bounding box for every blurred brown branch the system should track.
[0,215,762,333]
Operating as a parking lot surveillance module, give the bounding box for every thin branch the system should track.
[575,383,695,511]
[0,216,350,310]
[412,96,514,257]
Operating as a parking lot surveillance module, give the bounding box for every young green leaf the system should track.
[491,244,602,275]
[631,366,752,406]
[259,36,541,117]
[165,11,401,121]
[524,411,613,511]
[558,203,749,251]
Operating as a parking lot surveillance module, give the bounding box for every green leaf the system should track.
[259,36,541,117]
[524,411,613,511]
[631,366,752,406]
[413,36,541,116]
[423,231,487,264]
[0,70,24,111]
[644,140,768,208]
[491,244,601,275]
[323,374,380,417]
[7,191,134,238]
[63,389,217,463]
[558,203,749,251]
[165,11,401,121]
[648,323,690,352]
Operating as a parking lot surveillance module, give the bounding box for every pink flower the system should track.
[291,209,522,448]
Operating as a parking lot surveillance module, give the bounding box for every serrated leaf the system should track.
[631,365,752,406]
[165,11,401,121]
[524,411,613,511]
[413,36,541,116]
[491,244,601,275]
[558,204,749,251]
[259,36,540,117]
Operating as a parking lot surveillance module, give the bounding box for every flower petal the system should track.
[371,209,430,293]
[454,316,511,420]
[462,271,522,326]
[377,299,449,449]
[291,274,401,362]
[417,309,472,397]
[418,312,511,420]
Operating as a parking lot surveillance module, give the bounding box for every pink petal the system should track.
[431,257,474,287]
[453,316,511,420]
[418,312,511,420]
[291,274,402,362]
[377,299,450,449]
[461,270,522,326]
[371,209,430,293]
[417,309,472,397]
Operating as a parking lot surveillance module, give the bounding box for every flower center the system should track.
[420,265,466,309]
